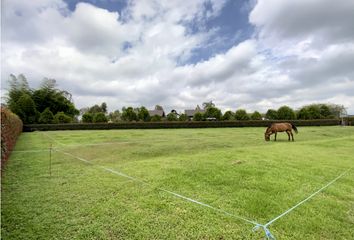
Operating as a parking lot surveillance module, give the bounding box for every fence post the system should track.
[49,143,52,177]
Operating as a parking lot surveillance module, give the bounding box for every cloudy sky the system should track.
[2,0,354,113]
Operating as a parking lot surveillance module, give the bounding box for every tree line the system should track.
[6,74,79,124]
[5,75,346,124]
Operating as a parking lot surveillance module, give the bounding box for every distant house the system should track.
[184,106,205,120]
[148,109,165,117]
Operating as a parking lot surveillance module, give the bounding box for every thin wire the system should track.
[55,148,259,226]
[264,168,352,227]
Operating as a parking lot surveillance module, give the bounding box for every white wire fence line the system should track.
[54,147,351,240]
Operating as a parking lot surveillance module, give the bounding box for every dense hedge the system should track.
[23,119,340,132]
[1,108,23,169]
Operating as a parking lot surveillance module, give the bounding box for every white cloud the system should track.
[248,0,354,112]
[249,0,354,46]
[1,0,354,114]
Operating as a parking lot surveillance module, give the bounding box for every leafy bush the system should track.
[93,112,108,123]
[7,75,79,124]
[277,106,296,120]
[203,107,222,120]
[193,112,204,121]
[235,109,250,120]
[222,111,234,120]
[82,113,94,123]
[53,112,72,123]
[137,107,150,122]
[250,111,262,120]
[265,109,278,120]
[178,113,188,121]
[167,112,178,121]
[121,107,138,121]
[39,108,54,123]
[151,115,162,122]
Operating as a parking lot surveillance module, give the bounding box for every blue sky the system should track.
[63,0,253,64]
[2,0,354,113]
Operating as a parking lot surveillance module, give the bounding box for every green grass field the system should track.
[2,126,354,239]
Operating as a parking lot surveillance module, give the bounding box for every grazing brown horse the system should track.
[265,123,298,141]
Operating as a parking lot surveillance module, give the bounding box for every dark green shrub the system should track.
[266,109,278,120]
[82,113,94,123]
[137,107,150,122]
[93,112,108,123]
[178,113,188,121]
[53,112,72,123]
[167,113,178,121]
[39,108,54,123]
[193,112,204,121]
[151,115,162,122]
[277,106,296,120]
[235,109,250,120]
[222,111,234,120]
[203,107,222,120]
[121,107,138,121]
[250,111,262,120]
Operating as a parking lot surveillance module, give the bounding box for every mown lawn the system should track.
[1,126,354,239]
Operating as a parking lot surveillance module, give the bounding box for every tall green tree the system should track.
[193,112,204,121]
[222,111,234,120]
[32,78,79,117]
[7,75,78,123]
[250,111,262,120]
[204,106,222,120]
[307,105,321,119]
[121,107,138,121]
[235,109,250,120]
[16,93,38,124]
[82,113,94,123]
[265,109,278,120]
[138,107,150,122]
[7,74,32,118]
[277,106,296,120]
[93,112,108,123]
[319,104,331,118]
[297,107,311,120]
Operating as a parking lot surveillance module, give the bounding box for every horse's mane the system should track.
[265,126,271,133]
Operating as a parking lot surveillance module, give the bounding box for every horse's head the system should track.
[265,133,270,141]
[264,127,271,141]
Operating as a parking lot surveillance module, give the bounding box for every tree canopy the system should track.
[235,109,250,120]
[6,74,78,124]
[204,106,222,120]
[265,109,278,120]
[277,106,296,120]
[121,107,138,121]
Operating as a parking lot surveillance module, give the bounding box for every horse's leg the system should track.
[290,130,294,141]
[274,132,277,141]
[286,131,290,141]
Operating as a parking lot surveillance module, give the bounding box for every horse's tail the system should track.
[291,123,298,133]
